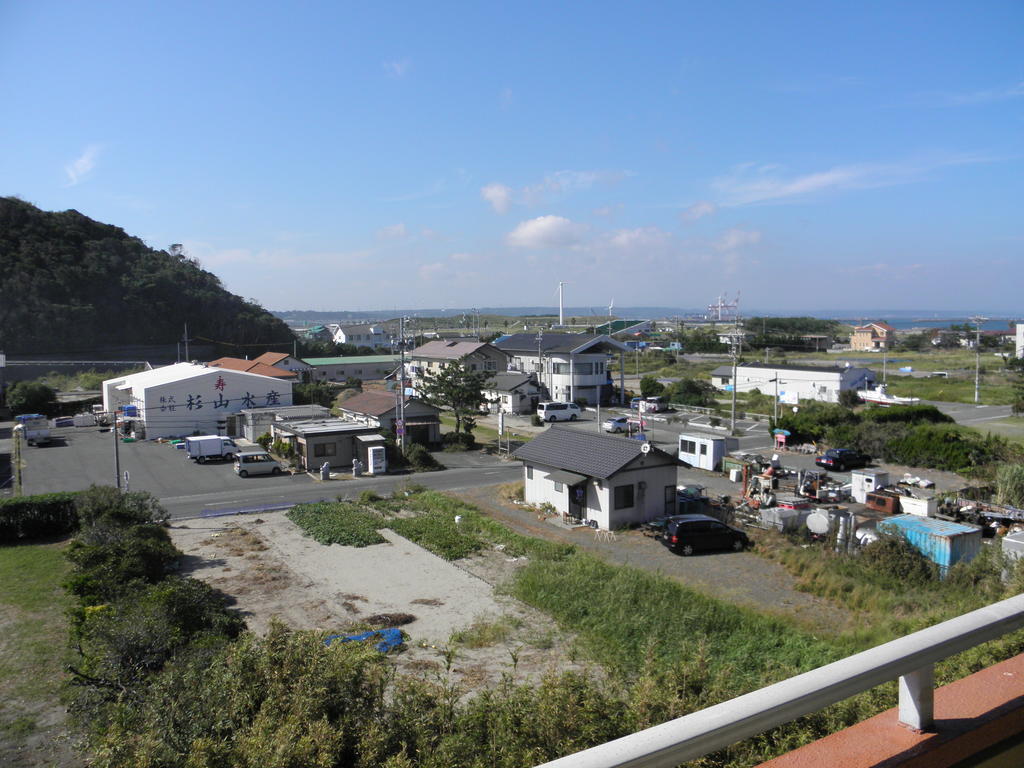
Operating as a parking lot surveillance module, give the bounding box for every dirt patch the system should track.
[170,514,587,691]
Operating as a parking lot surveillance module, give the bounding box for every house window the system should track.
[552,363,571,374]
[699,443,707,456]
[680,440,696,454]
[576,363,593,374]
[553,481,563,493]
[470,363,478,371]
[526,466,533,479]
[314,443,337,457]
[614,484,635,510]
[485,361,496,370]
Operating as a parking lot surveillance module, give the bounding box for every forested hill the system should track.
[0,197,295,354]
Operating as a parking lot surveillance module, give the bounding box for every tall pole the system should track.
[398,316,407,452]
[729,317,743,433]
[972,316,986,404]
[773,377,779,423]
[113,411,121,490]
[882,346,888,384]
[558,281,565,327]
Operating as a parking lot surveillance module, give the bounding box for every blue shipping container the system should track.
[877,515,982,573]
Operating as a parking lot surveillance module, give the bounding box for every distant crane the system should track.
[707,291,740,322]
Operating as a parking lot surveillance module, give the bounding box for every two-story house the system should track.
[406,340,508,392]
[493,333,628,406]
[328,324,389,349]
[850,322,896,351]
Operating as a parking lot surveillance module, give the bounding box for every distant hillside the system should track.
[0,197,295,355]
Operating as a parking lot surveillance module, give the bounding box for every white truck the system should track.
[185,435,238,463]
[15,414,51,446]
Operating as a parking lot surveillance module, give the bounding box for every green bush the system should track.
[255,432,272,450]
[0,491,80,543]
[859,534,937,586]
[64,523,182,605]
[404,442,443,471]
[74,486,168,528]
[442,431,476,451]
[286,502,387,546]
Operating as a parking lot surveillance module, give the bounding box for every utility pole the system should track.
[182,323,192,362]
[112,410,121,490]
[397,316,407,452]
[971,315,987,404]
[729,318,744,433]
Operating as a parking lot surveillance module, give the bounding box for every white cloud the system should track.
[481,183,513,214]
[376,222,407,239]
[482,170,632,212]
[681,200,717,221]
[449,252,475,262]
[383,58,411,77]
[507,215,587,249]
[714,228,762,252]
[712,153,992,206]
[64,144,101,186]
[605,227,672,251]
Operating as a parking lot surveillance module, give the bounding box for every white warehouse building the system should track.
[102,362,294,439]
[710,362,876,404]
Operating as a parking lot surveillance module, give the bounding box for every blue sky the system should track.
[1,1,1021,313]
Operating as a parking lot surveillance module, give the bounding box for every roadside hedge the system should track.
[774,403,1007,472]
[0,492,80,544]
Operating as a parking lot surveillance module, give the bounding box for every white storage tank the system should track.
[851,469,890,504]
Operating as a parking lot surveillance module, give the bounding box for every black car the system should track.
[660,514,750,556]
[814,448,871,472]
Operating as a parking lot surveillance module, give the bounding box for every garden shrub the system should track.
[255,432,272,450]
[859,533,937,586]
[442,431,476,451]
[404,443,443,471]
[0,491,80,543]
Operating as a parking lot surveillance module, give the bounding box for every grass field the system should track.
[0,542,72,753]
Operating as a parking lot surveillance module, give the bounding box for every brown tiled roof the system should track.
[252,351,290,366]
[207,357,297,379]
[411,340,491,360]
[338,390,404,417]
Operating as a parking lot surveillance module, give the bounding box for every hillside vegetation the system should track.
[0,197,294,354]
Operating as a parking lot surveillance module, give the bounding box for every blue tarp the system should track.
[324,628,404,653]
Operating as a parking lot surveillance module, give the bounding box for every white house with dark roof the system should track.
[710,362,875,404]
[328,324,389,349]
[481,372,544,414]
[494,333,628,406]
[406,340,508,391]
[513,428,680,530]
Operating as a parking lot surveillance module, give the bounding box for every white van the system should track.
[233,450,283,477]
[537,401,582,422]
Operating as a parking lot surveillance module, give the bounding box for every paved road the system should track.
[924,400,1014,427]
[11,423,520,519]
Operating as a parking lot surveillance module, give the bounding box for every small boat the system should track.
[855,384,920,406]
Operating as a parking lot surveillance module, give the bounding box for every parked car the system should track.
[660,514,750,556]
[537,401,581,422]
[233,450,284,477]
[815,448,871,472]
[603,416,630,433]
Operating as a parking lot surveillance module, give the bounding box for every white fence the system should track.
[536,592,1024,768]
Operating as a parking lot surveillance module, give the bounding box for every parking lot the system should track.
[18,424,307,498]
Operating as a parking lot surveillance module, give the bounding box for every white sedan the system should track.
[603,416,630,433]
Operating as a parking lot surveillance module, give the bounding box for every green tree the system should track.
[293,380,336,408]
[418,362,487,435]
[6,380,58,415]
[639,376,664,397]
[667,377,716,407]
[995,464,1024,507]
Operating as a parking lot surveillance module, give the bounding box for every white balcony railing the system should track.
[536,592,1024,768]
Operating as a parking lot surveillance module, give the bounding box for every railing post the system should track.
[898,665,935,731]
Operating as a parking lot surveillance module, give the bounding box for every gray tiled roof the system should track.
[485,372,537,392]
[512,427,675,479]
[495,333,626,354]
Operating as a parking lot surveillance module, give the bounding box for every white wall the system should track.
[714,366,874,404]
[139,371,293,438]
[523,462,677,530]
[1017,324,1024,359]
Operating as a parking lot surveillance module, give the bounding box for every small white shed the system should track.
[851,469,890,504]
[677,433,738,472]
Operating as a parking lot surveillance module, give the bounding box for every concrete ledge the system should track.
[757,653,1024,768]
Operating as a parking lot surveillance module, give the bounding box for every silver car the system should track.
[603,416,630,433]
